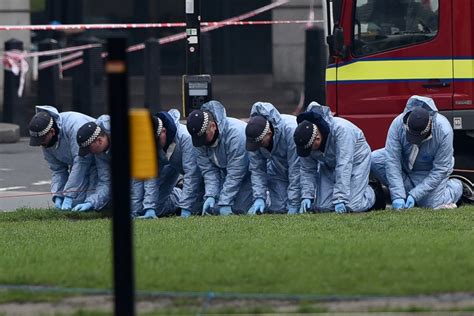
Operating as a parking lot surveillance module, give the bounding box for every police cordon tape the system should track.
[2,0,322,97]
[0,19,323,32]
[43,19,322,72]
[3,0,291,73]
[0,0,291,32]
[3,43,102,96]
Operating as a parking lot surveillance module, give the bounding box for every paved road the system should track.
[0,138,52,211]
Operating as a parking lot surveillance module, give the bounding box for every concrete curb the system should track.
[0,123,20,143]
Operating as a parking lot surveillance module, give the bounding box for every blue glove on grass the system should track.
[248,198,265,215]
[181,209,191,218]
[405,195,415,208]
[335,203,347,214]
[288,206,299,215]
[72,202,93,212]
[202,197,215,215]
[54,197,63,209]
[137,209,158,219]
[300,199,312,213]
[61,197,73,210]
[219,205,233,216]
[392,198,405,210]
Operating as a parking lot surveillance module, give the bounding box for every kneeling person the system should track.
[28,105,96,210]
[245,102,301,214]
[73,115,112,211]
[187,100,253,215]
[131,109,203,219]
[294,102,377,213]
[371,95,463,209]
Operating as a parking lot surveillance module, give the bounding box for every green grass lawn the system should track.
[0,207,473,298]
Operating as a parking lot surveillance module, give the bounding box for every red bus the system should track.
[325,0,474,185]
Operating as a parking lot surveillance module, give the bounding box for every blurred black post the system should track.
[144,38,161,113]
[185,0,201,75]
[201,32,212,74]
[73,37,105,117]
[2,38,23,123]
[38,38,61,109]
[304,26,327,107]
[106,37,135,316]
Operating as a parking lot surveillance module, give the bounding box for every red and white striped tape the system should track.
[61,0,302,68]
[25,43,100,58]
[128,0,294,51]
[3,50,28,96]
[38,51,82,71]
[0,0,291,32]
[3,0,321,96]
[0,19,322,32]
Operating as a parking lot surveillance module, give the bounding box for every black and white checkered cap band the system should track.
[254,120,270,143]
[197,112,210,136]
[29,117,53,137]
[304,123,319,149]
[79,126,102,148]
[156,117,163,136]
[406,116,432,136]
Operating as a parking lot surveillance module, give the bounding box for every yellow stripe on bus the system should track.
[337,60,453,81]
[454,59,474,79]
[326,59,474,83]
[326,67,337,82]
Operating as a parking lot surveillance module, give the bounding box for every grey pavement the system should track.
[0,137,52,211]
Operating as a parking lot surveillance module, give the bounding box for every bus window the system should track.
[352,0,438,56]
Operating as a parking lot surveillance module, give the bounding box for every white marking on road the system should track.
[0,168,13,171]
[0,186,27,191]
[32,180,51,186]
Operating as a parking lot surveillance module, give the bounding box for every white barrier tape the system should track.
[0,22,187,31]
[61,59,83,71]
[130,0,291,52]
[38,51,83,70]
[2,43,101,87]
[2,50,28,97]
[5,0,292,75]
[202,20,324,26]
[25,43,100,58]
[0,19,322,32]
[61,52,107,71]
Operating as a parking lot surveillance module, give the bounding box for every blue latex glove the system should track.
[219,205,233,216]
[300,199,312,213]
[202,197,215,215]
[53,197,63,209]
[392,198,405,210]
[61,197,73,210]
[72,202,93,212]
[288,206,299,215]
[181,209,191,218]
[137,209,158,219]
[405,195,415,208]
[335,203,347,214]
[247,198,265,215]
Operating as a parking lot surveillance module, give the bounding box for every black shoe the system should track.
[458,181,474,206]
[369,179,387,211]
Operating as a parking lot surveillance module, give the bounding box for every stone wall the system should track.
[272,0,323,89]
